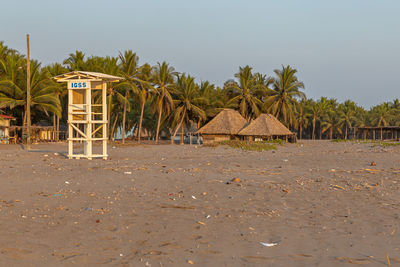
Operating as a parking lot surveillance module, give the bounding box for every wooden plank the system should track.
[70,123,87,138]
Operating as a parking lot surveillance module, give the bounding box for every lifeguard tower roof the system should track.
[53,71,123,82]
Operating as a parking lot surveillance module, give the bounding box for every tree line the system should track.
[0,41,399,142]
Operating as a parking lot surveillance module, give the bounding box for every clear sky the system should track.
[1,0,399,107]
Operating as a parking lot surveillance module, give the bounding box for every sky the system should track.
[1,0,399,108]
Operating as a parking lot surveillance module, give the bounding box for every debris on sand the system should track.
[260,242,279,247]
[331,185,345,190]
[231,177,241,183]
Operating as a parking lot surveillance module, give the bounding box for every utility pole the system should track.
[26,34,31,150]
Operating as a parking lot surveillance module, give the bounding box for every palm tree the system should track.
[225,66,263,121]
[63,51,86,71]
[390,99,400,126]
[170,74,206,144]
[0,59,61,124]
[135,63,153,142]
[315,97,330,139]
[101,57,122,139]
[209,86,236,117]
[295,99,311,139]
[117,50,140,143]
[309,100,320,140]
[338,100,357,139]
[370,103,393,140]
[44,63,68,141]
[152,62,177,143]
[321,108,342,140]
[197,81,214,126]
[264,65,305,127]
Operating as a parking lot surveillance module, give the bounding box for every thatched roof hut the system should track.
[238,114,295,141]
[197,109,247,143]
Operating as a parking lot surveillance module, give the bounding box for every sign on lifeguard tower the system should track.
[53,71,122,160]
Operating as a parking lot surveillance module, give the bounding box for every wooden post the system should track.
[102,82,108,159]
[26,34,31,150]
[86,82,92,159]
[68,83,73,158]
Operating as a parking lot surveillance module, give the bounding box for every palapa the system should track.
[197,109,247,143]
[238,113,294,139]
[197,109,247,135]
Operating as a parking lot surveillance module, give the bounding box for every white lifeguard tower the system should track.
[53,71,122,160]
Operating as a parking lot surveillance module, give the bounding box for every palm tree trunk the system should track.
[171,115,185,144]
[111,112,119,141]
[138,100,145,143]
[312,119,316,140]
[381,127,383,140]
[345,125,348,139]
[122,92,127,144]
[299,124,302,140]
[330,128,333,140]
[180,123,184,144]
[155,101,163,144]
[53,113,56,141]
[23,106,27,126]
[56,115,60,141]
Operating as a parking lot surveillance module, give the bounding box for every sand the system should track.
[0,140,400,266]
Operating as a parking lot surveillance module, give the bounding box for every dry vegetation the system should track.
[204,140,285,151]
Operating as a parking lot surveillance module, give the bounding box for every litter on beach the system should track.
[260,242,279,247]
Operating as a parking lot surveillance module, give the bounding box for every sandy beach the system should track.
[1,141,400,266]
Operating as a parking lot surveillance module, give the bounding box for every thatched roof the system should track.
[197,109,247,135]
[238,114,294,136]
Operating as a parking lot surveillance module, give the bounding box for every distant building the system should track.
[238,113,295,142]
[0,114,16,144]
[197,109,247,144]
[197,110,296,144]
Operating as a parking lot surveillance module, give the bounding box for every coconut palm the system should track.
[322,108,342,140]
[170,74,206,144]
[338,100,357,139]
[295,99,311,139]
[315,97,331,139]
[117,50,140,143]
[63,51,86,71]
[0,59,61,124]
[135,63,154,142]
[264,65,305,127]
[44,63,68,141]
[225,66,264,121]
[99,56,123,139]
[369,103,393,139]
[152,62,177,143]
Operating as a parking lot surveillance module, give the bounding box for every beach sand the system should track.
[0,140,400,266]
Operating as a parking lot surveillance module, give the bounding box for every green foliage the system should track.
[1,40,400,142]
[204,140,278,151]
